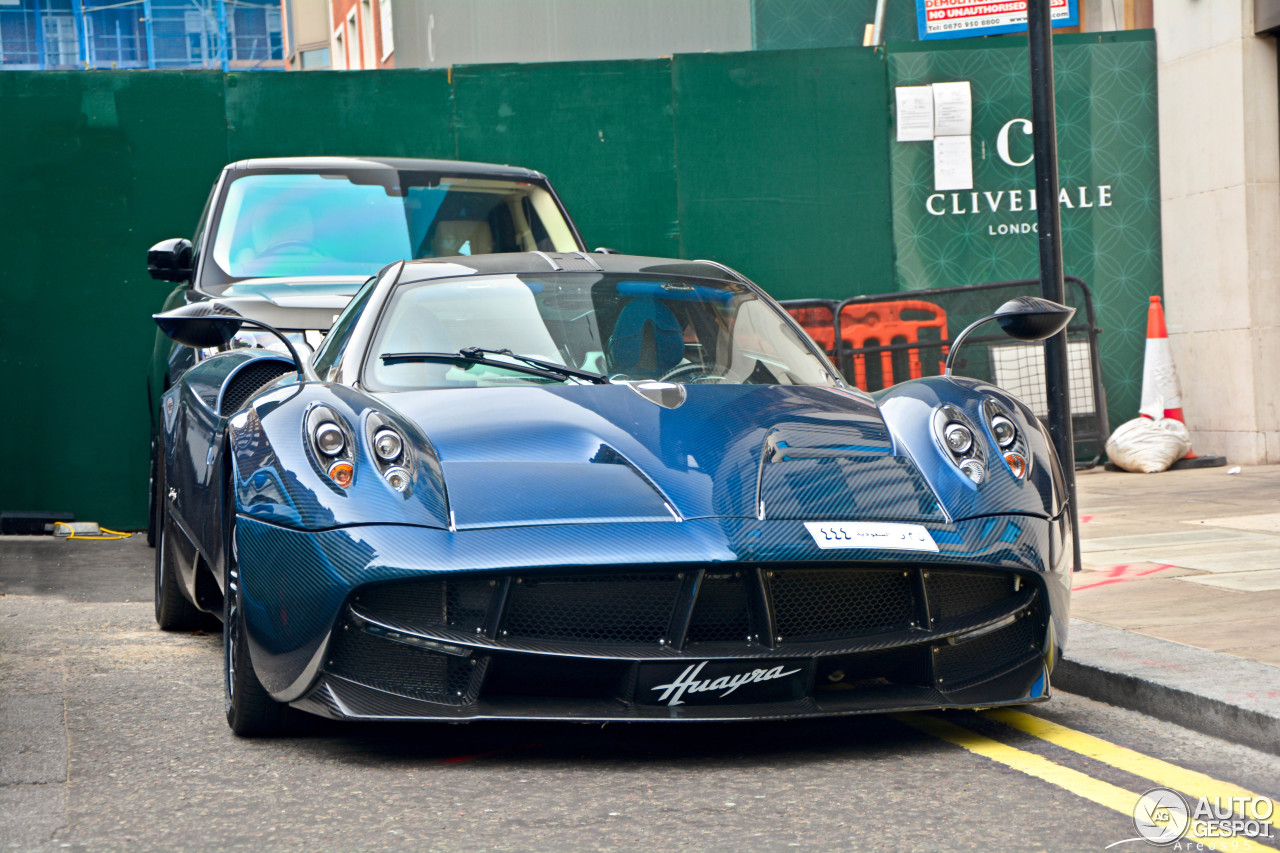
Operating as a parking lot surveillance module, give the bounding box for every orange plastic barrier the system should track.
[838,300,948,390]
[784,304,838,355]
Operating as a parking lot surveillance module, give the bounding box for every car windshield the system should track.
[364,273,839,390]
[205,171,579,284]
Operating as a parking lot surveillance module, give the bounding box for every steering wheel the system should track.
[257,240,313,257]
[659,362,725,384]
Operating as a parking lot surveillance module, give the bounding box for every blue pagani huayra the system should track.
[153,252,1076,736]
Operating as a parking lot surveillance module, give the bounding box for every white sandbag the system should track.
[1105,417,1191,473]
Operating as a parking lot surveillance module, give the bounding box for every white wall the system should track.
[390,0,752,68]
[1155,0,1280,462]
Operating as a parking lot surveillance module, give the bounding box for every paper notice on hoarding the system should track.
[933,135,972,191]
[895,86,934,141]
[932,81,972,136]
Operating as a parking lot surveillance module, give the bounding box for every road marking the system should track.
[985,709,1275,821]
[1074,564,1175,591]
[897,713,1279,852]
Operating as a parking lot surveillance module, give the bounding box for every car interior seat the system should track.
[607,298,684,379]
[431,220,495,257]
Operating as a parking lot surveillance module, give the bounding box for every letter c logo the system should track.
[997,119,1034,167]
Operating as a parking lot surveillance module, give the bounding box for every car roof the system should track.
[226,156,549,182]
[395,252,751,285]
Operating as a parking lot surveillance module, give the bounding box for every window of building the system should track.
[378,0,393,58]
[345,8,357,68]
[360,0,374,67]
[332,26,345,70]
[299,46,329,69]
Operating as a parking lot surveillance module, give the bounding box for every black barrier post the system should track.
[1027,0,1081,572]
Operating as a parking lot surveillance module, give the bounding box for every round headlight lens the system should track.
[383,466,410,493]
[944,422,973,454]
[373,429,403,462]
[315,422,345,457]
[991,415,1017,449]
[959,458,985,484]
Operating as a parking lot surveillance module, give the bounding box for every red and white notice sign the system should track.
[919,0,1077,40]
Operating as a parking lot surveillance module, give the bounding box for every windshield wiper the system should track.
[380,348,609,385]
[458,347,609,384]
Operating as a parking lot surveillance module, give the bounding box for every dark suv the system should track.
[146,156,588,543]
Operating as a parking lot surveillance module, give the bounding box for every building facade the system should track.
[0,0,283,70]
[281,0,392,69]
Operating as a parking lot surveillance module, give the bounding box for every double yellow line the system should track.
[895,709,1277,851]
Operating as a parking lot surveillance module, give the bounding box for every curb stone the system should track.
[1056,619,1280,756]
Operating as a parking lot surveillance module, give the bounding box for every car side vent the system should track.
[219,359,294,416]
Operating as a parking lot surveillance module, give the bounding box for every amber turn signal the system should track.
[1004,452,1027,479]
[327,460,354,488]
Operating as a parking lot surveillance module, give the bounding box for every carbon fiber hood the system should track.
[385,384,945,527]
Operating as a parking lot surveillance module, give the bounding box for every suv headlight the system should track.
[202,329,313,360]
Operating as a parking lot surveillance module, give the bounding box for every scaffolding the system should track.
[0,0,283,70]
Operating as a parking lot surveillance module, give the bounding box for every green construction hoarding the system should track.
[886,31,1161,432]
[0,32,1160,527]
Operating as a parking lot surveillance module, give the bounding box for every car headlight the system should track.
[990,415,1017,449]
[305,405,354,490]
[373,429,403,462]
[315,422,346,457]
[943,422,974,454]
[366,415,414,496]
[984,400,1031,480]
[933,405,986,485]
[201,329,313,361]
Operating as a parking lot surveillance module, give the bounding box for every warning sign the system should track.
[917,0,1078,41]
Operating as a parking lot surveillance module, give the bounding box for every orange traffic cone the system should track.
[1138,296,1226,468]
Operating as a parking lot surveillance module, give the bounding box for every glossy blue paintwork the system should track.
[224,378,1062,534]
[156,253,1074,717]
[164,363,1073,704]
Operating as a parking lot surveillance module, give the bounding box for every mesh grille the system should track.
[925,571,1016,621]
[502,572,682,645]
[933,613,1039,689]
[769,569,914,641]
[352,577,492,635]
[219,359,294,415]
[327,626,481,703]
[687,571,751,644]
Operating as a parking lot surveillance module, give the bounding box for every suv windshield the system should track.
[364,273,838,390]
[205,170,579,285]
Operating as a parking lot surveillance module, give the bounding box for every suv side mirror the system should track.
[148,238,194,282]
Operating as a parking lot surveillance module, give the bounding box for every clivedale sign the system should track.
[924,118,1114,235]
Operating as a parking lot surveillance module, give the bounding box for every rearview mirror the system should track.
[945,296,1075,375]
[148,238,194,282]
[992,296,1076,341]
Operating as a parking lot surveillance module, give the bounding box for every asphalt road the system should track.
[2,536,1277,853]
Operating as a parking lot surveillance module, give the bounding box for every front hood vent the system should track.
[388,385,939,526]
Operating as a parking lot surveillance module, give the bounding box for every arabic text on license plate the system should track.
[803,521,939,552]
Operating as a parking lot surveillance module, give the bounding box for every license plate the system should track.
[635,659,812,707]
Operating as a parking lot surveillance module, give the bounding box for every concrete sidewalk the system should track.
[1058,462,1280,754]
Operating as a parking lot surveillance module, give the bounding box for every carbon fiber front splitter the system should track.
[290,653,1050,723]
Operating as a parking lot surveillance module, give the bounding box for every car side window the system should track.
[313,276,378,381]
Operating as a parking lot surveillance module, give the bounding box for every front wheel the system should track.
[224,521,291,737]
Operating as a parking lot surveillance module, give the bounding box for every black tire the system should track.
[154,447,207,631]
[224,519,291,737]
